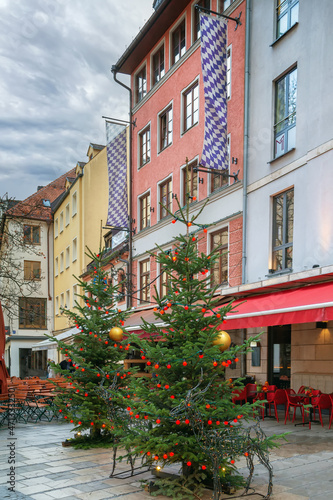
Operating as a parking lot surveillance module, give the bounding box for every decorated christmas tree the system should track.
[120,198,268,498]
[50,249,133,441]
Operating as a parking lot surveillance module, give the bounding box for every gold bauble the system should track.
[109,327,124,341]
[213,331,231,352]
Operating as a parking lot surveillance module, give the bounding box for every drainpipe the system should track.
[111,65,133,309]
[242,0,251,285]
[241,0,251,379]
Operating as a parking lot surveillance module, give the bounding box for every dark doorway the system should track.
[19,348,31,378]
[268,325,291,389]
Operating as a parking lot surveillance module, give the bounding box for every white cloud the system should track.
[0,0,153,200]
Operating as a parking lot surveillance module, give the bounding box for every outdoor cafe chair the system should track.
[329,395,333,429]
[284,391,305,425]
[232,386,247,405]
[311,393,332,427]
[267,389,287,422]
[245,383,257,402]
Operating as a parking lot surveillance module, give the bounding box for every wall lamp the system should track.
[316,321,328,329]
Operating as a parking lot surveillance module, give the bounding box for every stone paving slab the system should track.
[1,417,333,499]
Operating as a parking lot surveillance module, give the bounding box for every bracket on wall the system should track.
[102,115,136,128]
[193,164,240,184]
[195,4,242,31]
[103,225,136,235]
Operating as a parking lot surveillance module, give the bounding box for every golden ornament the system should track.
[109,327,123,341]
[212,331,231,352]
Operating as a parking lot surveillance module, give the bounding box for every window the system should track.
[60,293,64,310]
[172,19,186,64]
[211,135,230,193]
[135,66,147,104]
[193,0,210,42]
[227,47,231,99]
[211,228,228,286]
[72,191,77,216]
[140,192,150,230]
[59,212,64,233]
[23,225,40,245]
[159,260,170,297]
[274,67,297,158]
[65,204,70,226]
[55,257,59,277]
[276,0,299,38]
[159,106,173,151]
[65,290,70,309]
[183,162,198,203]
[183,81,199,132]
[65,246,70,269]
[54,218,58,238]
[140,259,150,303]
[272,188,294,272]
[24,261,41,281]
[19,298,47,329]
[139,126,150,167]
[72,237,77,262]
[55,296,59,316]
[118,269,126,302]
[220,0,235,10]
[152,45,165,85]
[60,252,64,273]
[160,178,172,219]
[72,285,78,308]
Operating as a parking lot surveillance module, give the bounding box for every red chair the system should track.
[329,395,333,429]
[246,383,257,401]
[298,386,306,394]
[285,391,305,424]
[311,394,332,427]
[267,389,287,422]
[232,387,247,405]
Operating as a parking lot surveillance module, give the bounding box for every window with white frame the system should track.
[139,192,150,230]
[59,211,64,233]
[65,246,70,269]
[65,289,70,310]
[152,44,165,85]
[65,204,70,226]
[159,177,172,220]
[72,237,77,262]
[139,125,151,167]
[276,0,299,39]
[182,161,198,204]
[274,67,297,158]
[72,191,77,216]
[220,0,236,11]
[55,296,59,315]
[193,0,210,42]
[159,256,170,297]
[54,218,58,238]
[55,257,59,276]
[135,65,147,104]
[227,47,231,99]
[60,252,64,273]
[139,258,150,303]
[159,105,173,152]
[183,80,199,133]
[272,188,294,272]
[72,284,78,308]
[60,293,64,310]
[210,228,228,286]
[171,19,186,65]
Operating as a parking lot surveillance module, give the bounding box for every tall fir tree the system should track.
[120,199,264,498]
[51,249,133,440]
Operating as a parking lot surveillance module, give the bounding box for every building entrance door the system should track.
[268,325,291,389]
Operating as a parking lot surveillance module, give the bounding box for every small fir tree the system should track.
[121,198,264,498]
[51,249,133,441]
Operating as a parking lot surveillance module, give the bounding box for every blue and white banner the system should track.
[200,13,229,170]
[106,125,128,228]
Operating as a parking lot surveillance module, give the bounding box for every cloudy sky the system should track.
[0,0,154,201]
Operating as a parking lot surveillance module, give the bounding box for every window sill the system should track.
[266,268,293,278]
[268,147,295,164]
[158,143,172,154]
[270,22,298,47]
[138,160,151,170]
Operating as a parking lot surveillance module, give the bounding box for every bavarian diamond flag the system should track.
[200,12,229,170]
[106,126,128,228]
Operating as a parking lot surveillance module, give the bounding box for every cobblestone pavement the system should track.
[1,411,333,500]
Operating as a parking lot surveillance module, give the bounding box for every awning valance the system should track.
[31,327,81,351]
[223,281,333,330]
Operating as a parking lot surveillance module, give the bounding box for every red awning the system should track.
[223,281,333,330]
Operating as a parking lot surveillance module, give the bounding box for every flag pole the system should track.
[195,4,242,31]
